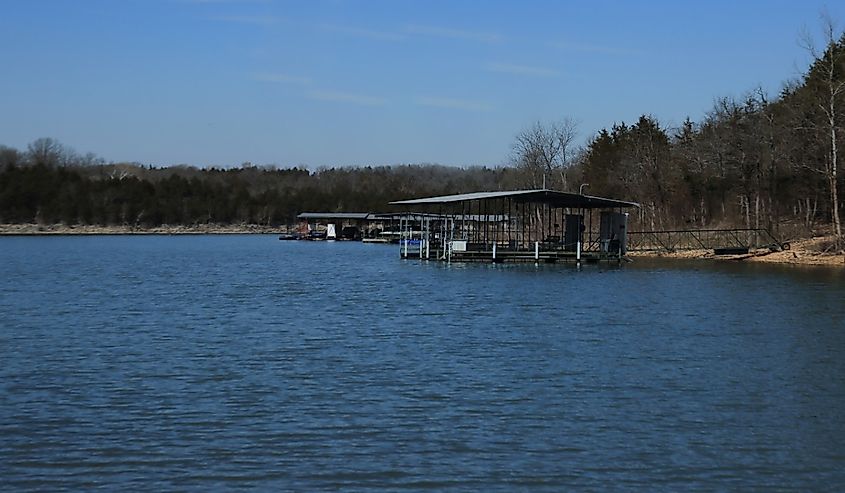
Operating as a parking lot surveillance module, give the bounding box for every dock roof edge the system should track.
[389,189,639,209]
[296,212,373,220]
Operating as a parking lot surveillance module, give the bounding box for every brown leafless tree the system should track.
[27,137,64,167]
[800,12,845,247]
[511,119,578,190]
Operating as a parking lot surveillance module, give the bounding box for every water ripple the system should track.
[1,236,844,490]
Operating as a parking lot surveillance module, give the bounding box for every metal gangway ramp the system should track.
[627,228,787,253]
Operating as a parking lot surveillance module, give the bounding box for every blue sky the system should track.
[1,0,844,168]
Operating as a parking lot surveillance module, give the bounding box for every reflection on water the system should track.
[1,236,844,490]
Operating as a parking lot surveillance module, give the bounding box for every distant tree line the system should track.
[1,20,844,246]
[0,142,519,226]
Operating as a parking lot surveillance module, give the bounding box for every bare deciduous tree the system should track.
[512,119,578,190]
[800,11,845,247]
[27,137,64,167]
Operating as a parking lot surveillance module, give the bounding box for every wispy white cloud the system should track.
[550,41,642,56]
[207,14,281,25]
[320,24,405,42]
[252,73,311,85]
[416,97,493,112]
[405,25,502,44]
[307,90,387,106]
[485,62,559,77]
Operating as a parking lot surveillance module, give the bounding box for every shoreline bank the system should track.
[0,223,283,235]
[3,223,843,267]
[629,236,845,267]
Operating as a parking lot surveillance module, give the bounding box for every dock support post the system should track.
[534,241,539,260]
[492,242,496,262]
[423,217,428,259]
[441,217,446,260]
[400,216,405,258]
[447,218,452,264]
[576,240,581,262]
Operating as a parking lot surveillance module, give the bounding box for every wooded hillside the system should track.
[2,28,844,245]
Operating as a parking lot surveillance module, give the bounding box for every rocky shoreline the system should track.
[0,223,284,235]
[629,236,845,267]
[3,223,843,267]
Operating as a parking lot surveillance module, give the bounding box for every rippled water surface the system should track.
[2,235,845,491]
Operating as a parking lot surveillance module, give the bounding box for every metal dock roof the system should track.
[296,212,373,220]
[389,189,639,209]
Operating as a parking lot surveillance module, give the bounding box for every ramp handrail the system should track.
[627,228,786,252]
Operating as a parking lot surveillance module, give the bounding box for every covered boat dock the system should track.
[390,189,639,263]
[295,212,399,240]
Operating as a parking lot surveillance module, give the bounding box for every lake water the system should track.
[1,235,844,491]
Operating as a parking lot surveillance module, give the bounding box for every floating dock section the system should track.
[390,189,639,263]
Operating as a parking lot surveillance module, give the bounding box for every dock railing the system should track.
[627,228,786,252]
